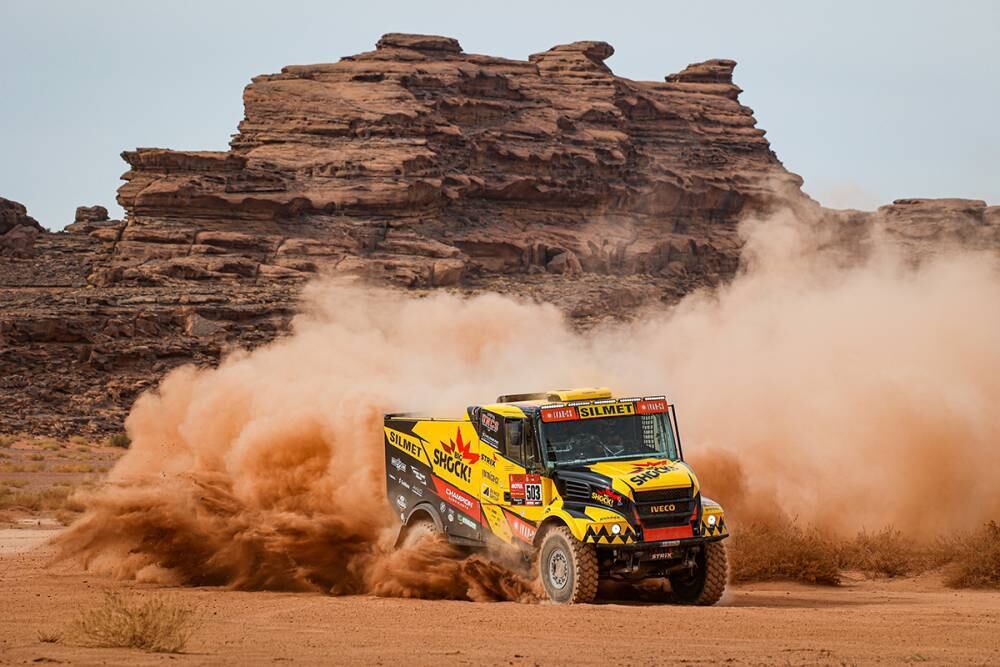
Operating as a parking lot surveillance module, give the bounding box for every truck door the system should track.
[476,410,545,545]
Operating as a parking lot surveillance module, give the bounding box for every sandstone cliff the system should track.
[1,35,996,436]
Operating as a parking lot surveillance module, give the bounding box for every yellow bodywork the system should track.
[384,392,728,547]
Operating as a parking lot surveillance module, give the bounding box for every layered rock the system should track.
[2,35,996,437]
[107,34,802,291]
[1,197,44,258]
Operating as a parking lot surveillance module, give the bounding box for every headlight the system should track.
[611,524,622,535]
[707,515,717,526]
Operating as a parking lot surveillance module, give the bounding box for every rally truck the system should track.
[383,388,729,604]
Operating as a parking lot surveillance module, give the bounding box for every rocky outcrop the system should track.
[107,34,802,290]
[1,197,44,258]
[1,36,996,437]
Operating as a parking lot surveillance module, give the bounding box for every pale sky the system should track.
[2,0,997,229]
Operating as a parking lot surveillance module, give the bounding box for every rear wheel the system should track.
[669,541,728,605]
[398,515,439,548]
[538,526,598,604]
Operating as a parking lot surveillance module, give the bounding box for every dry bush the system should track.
[37,629,61,643]
[729,520,841,585]
[71,590,196,653]
[941,521,1000,589]
[53,463,96,473]
[839,527,918,578]
[0,485,76,512]
[69,436,89,447]
[0,462,45,473]
[0,434,17,447]
[106,433,131,449]
[27,453,45,462]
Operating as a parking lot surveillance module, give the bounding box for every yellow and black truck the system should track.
[384,388,729,604]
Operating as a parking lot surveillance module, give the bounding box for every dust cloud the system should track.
[54,207,1000,594]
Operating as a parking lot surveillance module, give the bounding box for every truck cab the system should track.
[384,387,729,604]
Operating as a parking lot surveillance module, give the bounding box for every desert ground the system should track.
[2,534,1000,666]
[2,437,999,666]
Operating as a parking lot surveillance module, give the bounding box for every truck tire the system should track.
[539,525,598,604]
[669,541,728,605]
[399,515,439,548]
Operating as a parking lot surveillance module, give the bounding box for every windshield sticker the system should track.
[578,402,636,419]
[636,399,668,414]
[540,406,578,422]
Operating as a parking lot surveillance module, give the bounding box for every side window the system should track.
[505,420,523,463]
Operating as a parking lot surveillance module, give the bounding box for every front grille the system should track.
[562,479,591,501]
[634,487,695,528]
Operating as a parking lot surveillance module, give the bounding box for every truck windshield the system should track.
[539,413,678,466]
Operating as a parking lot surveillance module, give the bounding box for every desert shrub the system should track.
[107,433,131,449]
[729,519,841,585]
[0,434,16,447]
[839,527,917,578]
[0,485,74,512]
[72,590,196,653]
[69,435,89,446]
[27,453,45,462]
[53,463,95,473]
[942,521,1000,589]
[37,629,61,643]
[35,438,61,451]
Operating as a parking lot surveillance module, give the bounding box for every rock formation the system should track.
[0,35,996,436]
[1,197,44,258]
[104,34,801,292]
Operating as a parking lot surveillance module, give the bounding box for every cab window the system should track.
[504,418,540,470]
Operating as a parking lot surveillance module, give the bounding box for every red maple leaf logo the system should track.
[442,428,479,464]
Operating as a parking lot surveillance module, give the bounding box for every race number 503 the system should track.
[525,483,542,504]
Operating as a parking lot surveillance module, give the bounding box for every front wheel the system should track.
[538,526,598,603]
[669,541,729,605]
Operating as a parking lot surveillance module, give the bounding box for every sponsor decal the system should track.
[387,429,426,462]
[628,460,680,486]
[412,485,424,498]
[390,457,407,473]
[447,511,455,523]
[481,485,500,501]
[433,477,481,516]
[649,550,675,561]
[395,495,407,511]
[509,474,543,506]
[410,467,428,485]
[504,511,537,543]
[399,479,411,490]
[590,487,623,508]
[636,398,668,414]
[388,473,397,482]
[457,514,478,530]
[480,411,500,433]
[482,469,500,486]
[578,402,636,419]
[480,453,496,468]
[540,406,579,423]
[433,427,479,483]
